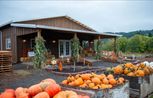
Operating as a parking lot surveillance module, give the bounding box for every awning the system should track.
[11,23,122,37]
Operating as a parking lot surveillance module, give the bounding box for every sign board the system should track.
[28,51,35,57]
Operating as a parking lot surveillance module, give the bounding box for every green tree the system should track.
[101,39,114,51]
[126,35,149,53]
[33,32,47,69]
[71,34,80,71]
[117,37,128,52]
[94,39,102,60]
[146,37,153,52]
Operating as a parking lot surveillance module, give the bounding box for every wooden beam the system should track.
[114,37,117,55]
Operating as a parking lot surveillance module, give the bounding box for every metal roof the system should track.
[11,23,121,37]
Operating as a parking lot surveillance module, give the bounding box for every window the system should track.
[6,37,11,49]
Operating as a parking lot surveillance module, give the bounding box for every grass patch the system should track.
[14,70,32,76]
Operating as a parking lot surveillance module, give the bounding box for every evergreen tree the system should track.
[33,32,47,69]
[71,33,80,71]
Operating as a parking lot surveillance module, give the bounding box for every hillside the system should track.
[106,29,153,37]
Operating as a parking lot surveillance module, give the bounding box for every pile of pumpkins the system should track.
[0,78,89,98]
[62,73,125,89]
[113,62,153,77]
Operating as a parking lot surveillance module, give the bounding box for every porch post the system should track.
[37,29,42,38]
[114,37,117,55]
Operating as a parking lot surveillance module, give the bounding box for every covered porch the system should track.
[16,27,120,62]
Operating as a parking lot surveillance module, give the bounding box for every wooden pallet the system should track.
[0,65,13,73]
[0,51,12,73]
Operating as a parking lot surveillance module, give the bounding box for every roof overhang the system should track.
[11,23,122,37]
[0,21,12,28]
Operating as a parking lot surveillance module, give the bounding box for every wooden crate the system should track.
[61,81,129,98]
[121,74,153,98]
[0,51,12,73]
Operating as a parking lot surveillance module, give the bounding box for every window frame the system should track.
[6,37,11,49]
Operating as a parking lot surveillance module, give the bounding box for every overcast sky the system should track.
[0,0,153,32]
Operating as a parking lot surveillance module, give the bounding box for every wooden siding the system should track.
[16,17,94,32]
[0,27,16,62]
[0,27,38,63]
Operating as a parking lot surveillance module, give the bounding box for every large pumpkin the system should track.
[109,78,117,85]
[16,92,29,98]
[41,78,56,84]
[28,84,42,96]
[91,77,101,84]
[74,78,84,86]
[125,63,133,68]
[0,91,15,98]
[15,87,28,97]
[53,90,78,98]
[61,80,68,85]
[45,83,61,97]
[135,70,145,77]
[114,65,123,74]
[5,89,15,94]
[107,74,114,80]
[81,74,91,80]
[33,92,50,98]
[39,82,51,90]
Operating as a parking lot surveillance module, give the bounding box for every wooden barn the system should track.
[0,16,120,63]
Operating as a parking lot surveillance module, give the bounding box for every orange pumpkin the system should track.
[33,92,50,98]
[68,81,75,86]
[79,83,87,88]
[118,77,125,84]
[15,87,28,97]
[39,82,51,90]
[81,74,91,80]
[45,83,61,97]
[41,78,56,84]
[99,74,106,80]
[88,83,95,88]
[28,84,42,96]
[16,92,29,98]
[5,89,15,94]
[91,77,101,84]
[92,86,99,89]
[107,74,114,79]
[102,78,109,84]
[67,76,75,82]
[114,65,123,74]
[123,68,130,75]
[85,80,91,85]
[61,80,68,85]
[135,70,145,77]
[101,84,108,89]
[109,78,117,85]
[125,63,133,68]
[53,90,78,98]
[74,78,84,86]
[127,72,135,76]
[0,91,15,98]
[58,61,63,72]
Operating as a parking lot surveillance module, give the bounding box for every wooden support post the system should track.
[37,29,42,38]
[114,37,117,55]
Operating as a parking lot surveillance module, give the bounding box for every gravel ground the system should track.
[0,61,119,92]
[0,64,66,92]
